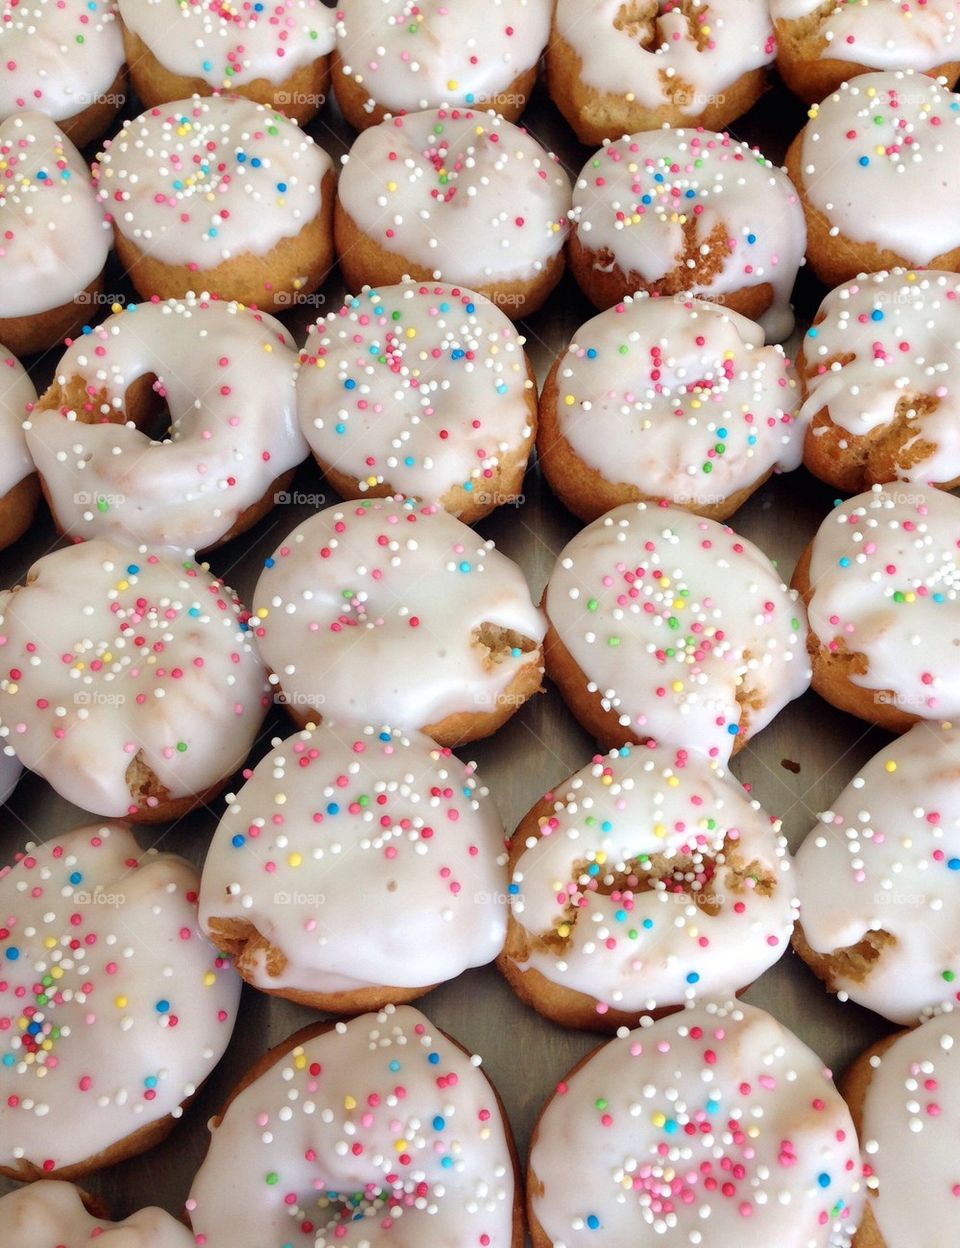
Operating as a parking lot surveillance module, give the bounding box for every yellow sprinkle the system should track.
[115,996,127,1009]
[263,343,273,353]
[595,851,607,865]
[116,580,129,592]
[386,180,397,192]
[394,1139,408,1152]
[203,971,216,987]
[366,475,379,487]
[884,760,897,773]
[256,607,269,619]
[671,680,684,693]
[557,922,571,938]
[667,775,680,788]
[44,937,57,950]
[447,79,458,90]
[405,327,416,339]
[288,852,302,868]
[294,1053,306,1069]
[652,1111,666,1128]
[564,394,576,406]
[653,822,666,839]
[344,1095,357,1110]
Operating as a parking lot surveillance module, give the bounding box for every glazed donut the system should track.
[800,269,960,493]
[251,498,545,746]
[527,1000,865,1248]
[569,128,806,342]
[119,0,336,125]
[26,292,307,553]
[0,0,126,147]
[542,502,810,761]
[772,0,960,105]
[0,822,240,1181]
[843,1009,960,1248]
[96,95,335,310]
[791,484,960,730]
[0,344,39,550]
[186,1004,522,1248]
[547,0,776,146]
[0,112,111,357]
[199,720,508,1011]
[538,294,804,524]
[297,282,537,523]
[498,742,796,1031]
[0,537,269,820]
[333,0,550,130]
[335,107,572,321]
[785,71,960,289]
[793,721,960,1024]
[0,1181,194,1246]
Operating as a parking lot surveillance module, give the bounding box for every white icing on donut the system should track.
[507,742,795,1018]
[297,282,534,507]
[0,0,124,126]
[548,294,804,507]
[199,721,507,995]
[772,0,960,71]
[0,1181,194,1246]
[338,107,571,285]
[801,269,960,485]
[572,129,805,342]
[251,497,545,733]
[795,721,960,1024]
[0,538,269,817]
[0,823,241,1175]
[25,293,306,552]
[336,0,549,115]
[798,71,960,264]
[0,112,110,319]
[528,1000,864,1248]
[96,95,331,269]
[186,1004,517,1248]
[119,0,335,89]
[0,344,36,497]
[859,1009,960,1247]
[804,484,960,719]
[544,502,810,763]
[554,0,774,110]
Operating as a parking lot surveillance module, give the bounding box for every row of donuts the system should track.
[5,0,959,150]
[3,259,958,572]
[11,54,960,364]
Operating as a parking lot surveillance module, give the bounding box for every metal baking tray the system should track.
[0,73,896,1236]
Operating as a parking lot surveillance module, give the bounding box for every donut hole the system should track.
[794,922,896,990]
[473,622,540,669]
[36,371,173,441]
[535,840,777,952]
[613,1,712,53]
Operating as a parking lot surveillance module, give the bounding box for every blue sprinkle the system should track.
[586,1215,601,1230]
[746,233,757,244]
[264,556,275,568]
[6,947,19,961]
[69,871,82,885]
[871,309,884,321]
[232,834,246,848]
[727,723,739,735]
[127,564,139,575]
[155,999,170,1013]
[335,423,346,435]
[326,802,340,815]
[428,1052,440,1065]
[277,181,287,193]
[433,1115,446,1130]
[818,1173,831,1189]
[465,302,475,313]
[949,858,960,871]
[642,918,654,930]
[250,157,262,168]
[686,971,700,984]
[717,427,727,438]
[508,883,520,895]
[344,378,357,390]
[458,561,471,573]
[389,1059,401,1071]
[379,731,391,741]
[586,348,597,358]
[839,556,850,567]
[858,156,870,167]
[145,1075,158,1088]
[439,302,449,312]
[404,456,415,467]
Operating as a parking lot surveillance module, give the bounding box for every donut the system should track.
[96,95,335,310]
[0,537,269,820]
[119,0,336,125]
[843,1009,960,1248]
[542,502,810,762]
[791,484,960,731]
[335,107,572,321]
[569,128,806,342]
[0,0,126,147]
[546,0,776,146]
[498,742,796,1031]
[0,344,39,550]
[771,0,960,105]
[185,1004,522,1248]
[26,292,307,553]
[296,282,537,523]
[251,498,546,746]
[0,1181,194,1246]
[0,112,111,357]
[332,0,550,130]
[0,822,241,1181]
[792,721,960,1024]
[526,1000,865,1247]
[538,294,804,524]
[799,269,960,493]
[785,71,960,289]
[199,720,508,1012]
